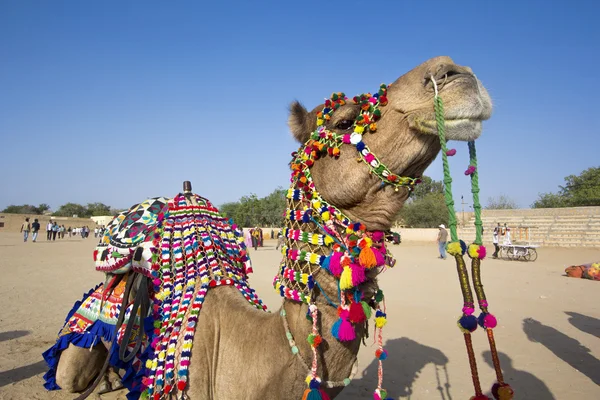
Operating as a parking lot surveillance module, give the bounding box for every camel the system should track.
[43,56,493,400]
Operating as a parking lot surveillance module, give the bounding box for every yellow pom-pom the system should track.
[322,211,330,221]
[158,351,165,361]
[324,236,334,246]
[468,244,480,259]
[354,125,365,134]
[375,317,387,328]
[313,200,321,209]
[146,359,153,369]
[309,253,319,264]
[317,119,324,126]
[311,235,319,245]
[305,375,312,385]
[175,284,183,291]
[340,266,354,290]
[447,241,462,256]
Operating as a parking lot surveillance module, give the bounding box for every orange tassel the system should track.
[359,246,377,268]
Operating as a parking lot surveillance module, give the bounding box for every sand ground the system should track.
[0,232,598,400]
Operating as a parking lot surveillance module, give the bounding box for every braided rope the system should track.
[432,76,513,400]
[468,141,483,245]
[434,94,459,242]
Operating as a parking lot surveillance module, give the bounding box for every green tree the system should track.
[485,195,518,210]
[398,192,448,228]
[532,167,600,208]
[219,188,287,227]
[53,203,88,217]
[1,203,51,214]
[409,176,444,201]
[86,202,112,216]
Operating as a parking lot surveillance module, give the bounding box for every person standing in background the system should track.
[20,217,30,242]
[46,220,53,240]
[437,224,448,259]
[31,218,40,242]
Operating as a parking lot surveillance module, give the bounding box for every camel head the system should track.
[288,56,492,230]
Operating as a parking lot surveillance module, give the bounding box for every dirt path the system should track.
[0,232,598,399]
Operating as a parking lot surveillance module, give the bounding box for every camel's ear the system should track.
[288,101,317,144]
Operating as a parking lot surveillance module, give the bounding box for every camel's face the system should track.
[287,56,492,230]
[388,56,492,141]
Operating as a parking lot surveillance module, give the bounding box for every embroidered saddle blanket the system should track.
[44,192,267,400]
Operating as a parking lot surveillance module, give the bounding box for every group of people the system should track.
[435,222,512,259]
[19,217,97,242]
[246,227,264,250]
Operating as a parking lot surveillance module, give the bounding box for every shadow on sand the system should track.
[523,318,600,386]
[565,311,600,338]
[0,360,47,388]
[0,330,30,343]
[346,337,451,400]
[482,350,555,399]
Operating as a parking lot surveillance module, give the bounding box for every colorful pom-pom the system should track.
[361,301,372,319]
[446,148,457,156]
[465,165,477,175]
[478,313,498,329]
[328,252,343,276]
[338,318,356,341]
[340,266,354,290]
[351,263,366,286]
[447,241,463,256]
[349,301,366,323]
[359,246,377,268]
[468,244,487,259]
[375,348,388,360]
[491,383,514,400]
[375,289,384,303]
[458,315,478,333]
[375,310,387,328]
[331,318,342,339]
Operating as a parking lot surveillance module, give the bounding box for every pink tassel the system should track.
[351,263,366,286]
[338,318,356,341]
[373,248,386,266]
[329,252,343,276]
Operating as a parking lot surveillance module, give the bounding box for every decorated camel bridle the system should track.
[276,80,513,400]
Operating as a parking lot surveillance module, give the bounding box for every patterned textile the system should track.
[94,197,170,276]
[44,192,267,400]
[565,262,600,280]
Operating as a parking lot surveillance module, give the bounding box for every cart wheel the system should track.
[527,248,538,262]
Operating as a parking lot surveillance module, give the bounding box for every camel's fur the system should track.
[54,56,492,399]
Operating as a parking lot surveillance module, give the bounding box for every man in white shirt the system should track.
[46,221,53,241]
[492,224,500,258]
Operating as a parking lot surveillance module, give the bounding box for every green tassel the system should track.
[361,301,372,319]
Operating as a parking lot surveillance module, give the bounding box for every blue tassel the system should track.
[321,255,331,272]
[331,318,342,340]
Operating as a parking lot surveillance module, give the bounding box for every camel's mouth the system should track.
[410,116,485,141]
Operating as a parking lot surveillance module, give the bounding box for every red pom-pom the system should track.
[349,301,366,323]
[177,380,187,391]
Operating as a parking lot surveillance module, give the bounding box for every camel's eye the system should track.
[335,120,354,130]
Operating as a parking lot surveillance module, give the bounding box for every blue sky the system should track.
[1,0,598,212]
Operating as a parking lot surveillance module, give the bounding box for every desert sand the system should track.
[0,231,599,400]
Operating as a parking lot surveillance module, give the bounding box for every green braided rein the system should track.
[432,76,514,400]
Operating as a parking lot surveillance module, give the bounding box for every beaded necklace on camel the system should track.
[432,79,514,400]
[274,85,418,400]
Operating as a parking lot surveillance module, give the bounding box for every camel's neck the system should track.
[272,187,385,385]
